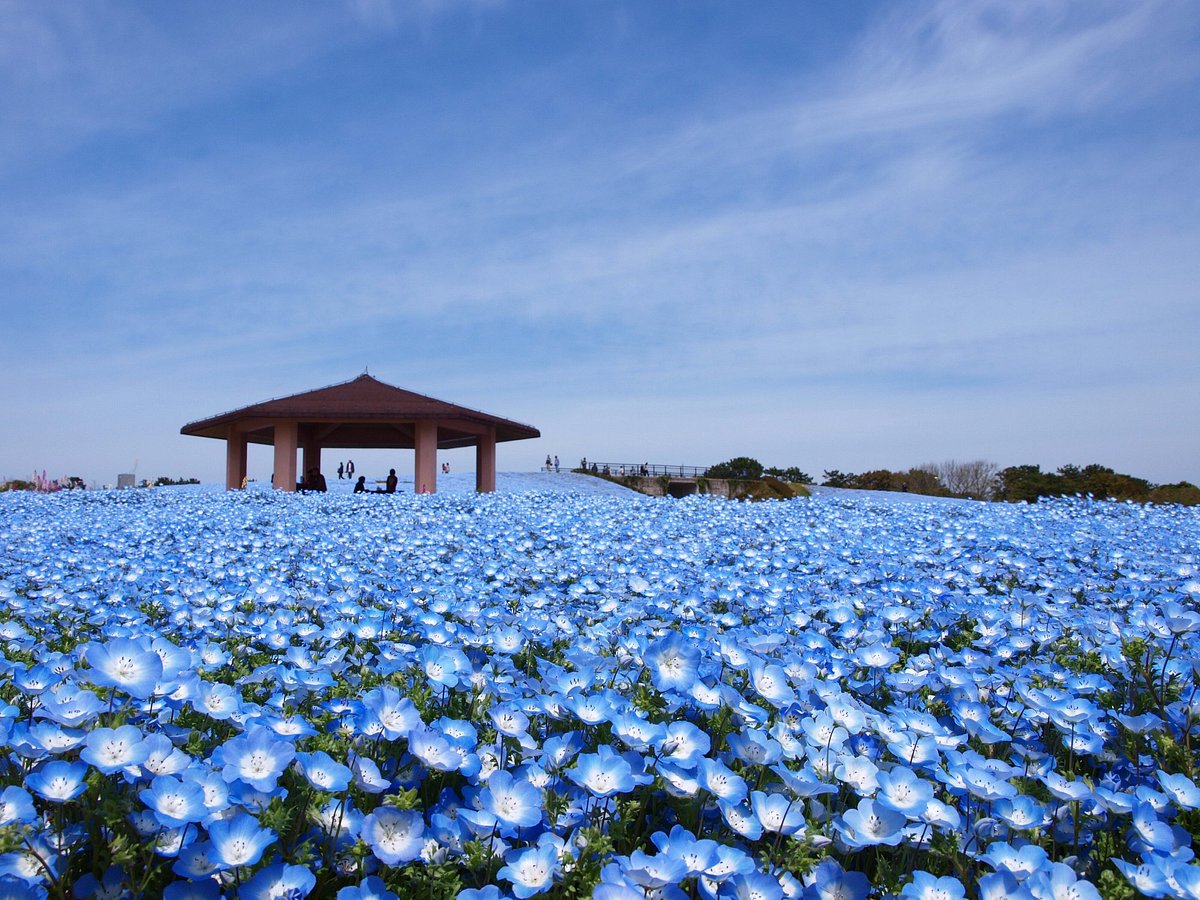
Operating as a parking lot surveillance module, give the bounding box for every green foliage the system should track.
[705,457,764,480]
[996,463,1180,504]
[153,476,201,486]
[763,466,813,484]
[1149,481,1200,506]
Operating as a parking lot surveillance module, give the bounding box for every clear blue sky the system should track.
[2,1,1198,486]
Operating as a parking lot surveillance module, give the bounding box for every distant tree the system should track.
[706,457,765,480]
[918,460,999,499]
[764,466,813,484]
[1149,482,1200,506]
[997,465,1057,502]
[822,470,856,488]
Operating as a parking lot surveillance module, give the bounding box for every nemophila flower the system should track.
[643,632,700,693]
[192,680,242,721]
[568,745,641,798]
[719,800,764,841]
[171,840,218,880]
[747,659,795,707]
[164,880,222,900]
[875,767,934,817]
[294,750,353,793]
[728,729,782,766]
[750,790,806,836]
[213,725,295,792]
[242,862,316,900]
[358,686,421,740]
[613,711,667,751]
[697,757,748,804]
[625,849,688,889]
[418,644,471,689]
[497,843,560,898]
[0,787,36,827]
[834,754,879,794]
[80,724,149,775]
[979,842,1050,878]
[139,775,207,829]
[899,871,966,900]
[336,876,400,900]
[207,813,275,869]
[361,807,425,865]
[1025,862,1101,900]
[658,721,711,766]
[25,759,88,803]
[994,795,1049,831]
[835,798,907,849]
[83,637,163,699]
[136,732,194,779]
[349,755,390,793]
[1131,801,1177,853]
[74,864,127,899]
[34,683,104,728]
[490,703,531,739]
[802,858,870,900]
[771,763,838,799]
[714,871,784,900]
[0,836,60,885]
[408,727,463,772]
[650,825,720,876]
[1157,771,1200,809]
[479,770,543,830]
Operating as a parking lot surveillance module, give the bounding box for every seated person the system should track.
[353,476,367,493]
[300,468,328,492]
[385,468,398,493]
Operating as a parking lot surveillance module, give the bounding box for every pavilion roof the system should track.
[180,374,540,447]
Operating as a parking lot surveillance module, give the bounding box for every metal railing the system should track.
[570,462,709,478]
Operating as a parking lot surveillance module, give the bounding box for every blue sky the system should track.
[2,0,1198,487]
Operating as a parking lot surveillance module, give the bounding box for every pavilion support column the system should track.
[225,429,248,491]
[301,436,322,482]
[273,421,298,492]
[414,420,438,494]
[475,427,496,493]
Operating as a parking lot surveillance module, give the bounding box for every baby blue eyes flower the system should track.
[643,632,700,693]
[25,759,88,803]
[241,862,316,900]
[835,798,907,849]
[749,790,806,836]
[568,746,637,798]
[213,725,295,792]
[497,843,560,898]
[139,775,207,829]
[361,807,426,866]
[207,813,276,869]
[337,876,400,900]
[295,750,353,793]
[875,767,935,817]
[359,686,422,740]
[82,638,163,700]
[79,725,149,775]
[479,771,543,830]
[899,871,966,900]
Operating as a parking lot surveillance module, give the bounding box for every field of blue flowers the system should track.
[0,487,1198,900]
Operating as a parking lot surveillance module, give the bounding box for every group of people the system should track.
[336,460,356,480]
[544,454,560,473]
[353,468,400,494]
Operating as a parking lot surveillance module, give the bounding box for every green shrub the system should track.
[706,457,764,480]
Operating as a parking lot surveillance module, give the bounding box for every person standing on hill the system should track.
[347,459,355,478]
[337,462,345,480]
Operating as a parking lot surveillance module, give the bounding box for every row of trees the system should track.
[822,461,1199,505]
[705,457,1200,505]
